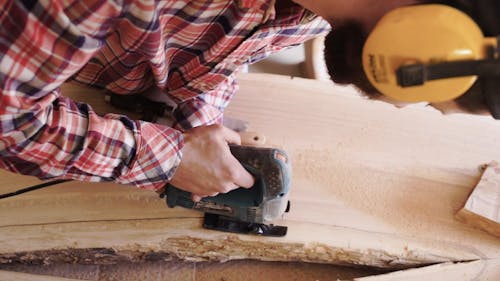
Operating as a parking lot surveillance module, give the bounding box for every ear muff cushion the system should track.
[464,1,500,118]
[482,77,500,119]
[453,1,500,118]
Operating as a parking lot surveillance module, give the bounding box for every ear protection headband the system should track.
[362,4,499,103]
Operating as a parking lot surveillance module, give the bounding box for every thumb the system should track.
[221,126,254,188]
[236,165,255,188]
[221,126,241,145]
[191,194,203,202]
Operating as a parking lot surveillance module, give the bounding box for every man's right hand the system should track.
[169,124,255,202]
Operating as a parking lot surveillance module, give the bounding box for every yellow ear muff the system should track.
[362,4,495,103]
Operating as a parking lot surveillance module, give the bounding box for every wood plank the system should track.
[355,259,500,281]
[456,162,500,238]
[1,73,500,269]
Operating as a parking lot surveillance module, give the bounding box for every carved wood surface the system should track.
[0,74,499,270]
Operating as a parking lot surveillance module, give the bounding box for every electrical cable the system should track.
[0,179,71,199]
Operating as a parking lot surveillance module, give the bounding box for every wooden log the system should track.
[456,162,500,238]
[0,73,499,269]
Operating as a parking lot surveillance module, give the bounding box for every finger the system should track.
[232,162,255,188]
[221,126,241,145]
[191,194,203,202]
[219,182,240,193]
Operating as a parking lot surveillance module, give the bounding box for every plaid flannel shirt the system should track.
[0,0,329,190]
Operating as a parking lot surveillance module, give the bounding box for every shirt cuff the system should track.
[118,121,184,191]
[173,98,224,131]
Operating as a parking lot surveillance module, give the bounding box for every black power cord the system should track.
[0,179,71,200]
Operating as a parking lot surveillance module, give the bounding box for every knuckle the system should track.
[211,124,223,131]
[216,184,229,194]
[222,183,236,193]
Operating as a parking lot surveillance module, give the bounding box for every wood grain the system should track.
[1,74,499,270]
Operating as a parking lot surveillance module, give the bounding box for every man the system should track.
[0,0,481,201]
[322,0,500,116]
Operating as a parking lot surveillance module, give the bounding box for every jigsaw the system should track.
[161,145,292,237]
[106,91,292,237]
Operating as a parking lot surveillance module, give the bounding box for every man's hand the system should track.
[169,124,255,202]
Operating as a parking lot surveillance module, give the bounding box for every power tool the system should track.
[161,145,292,237]
[105,88,292,236]
[362,4,500,115]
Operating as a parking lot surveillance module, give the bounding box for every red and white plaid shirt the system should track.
[0,0,329,190]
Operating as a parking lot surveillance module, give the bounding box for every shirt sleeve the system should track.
[0,1,183,190]
[173,71,240,131]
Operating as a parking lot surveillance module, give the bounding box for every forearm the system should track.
[0,93,183,190]
[0,1,186,189]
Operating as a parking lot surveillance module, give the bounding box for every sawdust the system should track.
[286,145,497,250]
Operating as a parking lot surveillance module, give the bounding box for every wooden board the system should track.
[1,74,500,270]
[456,162,500,238]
